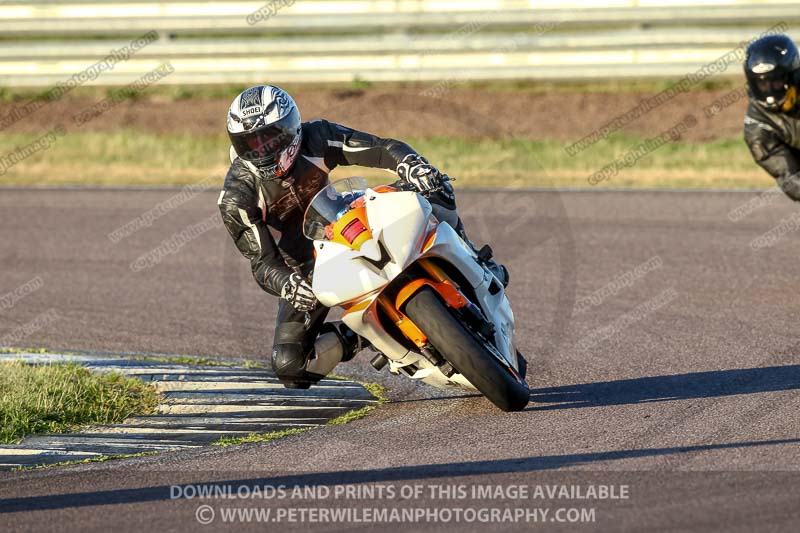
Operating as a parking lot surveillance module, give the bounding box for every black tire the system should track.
[404,287,530,412]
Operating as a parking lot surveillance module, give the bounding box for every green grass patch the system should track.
[14,451,160,472]
[131,354,237,366]
[0,347,52,354]
[131,354,265,369]
[213,427,313,447]
[0,128,769,189]
[326,382,388,426]
[213,380,388,447]
[0,360,161,444]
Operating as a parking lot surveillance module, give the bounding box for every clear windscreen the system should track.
[303,177,368,240]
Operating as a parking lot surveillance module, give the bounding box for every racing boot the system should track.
[455,220,510,288]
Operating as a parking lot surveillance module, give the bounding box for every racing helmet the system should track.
[745,35,800,112]
[227,85,302,180]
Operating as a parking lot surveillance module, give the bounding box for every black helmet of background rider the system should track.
[227,85,302,181]
[745,34,800,113]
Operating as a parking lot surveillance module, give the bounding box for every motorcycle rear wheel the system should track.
[404,287,530,412]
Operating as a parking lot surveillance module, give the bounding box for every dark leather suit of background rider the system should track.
[744,35,800,199]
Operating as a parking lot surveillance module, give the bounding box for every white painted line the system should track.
[0,448,103,457]
[124,416,329,426]
[154,383,365,394]
[90,426,318,435]
[153,381,288,392]
[157,404,345,415]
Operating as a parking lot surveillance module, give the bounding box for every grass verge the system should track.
[1,349,385,469]
[0,129,770,189]
[0,360,161,444]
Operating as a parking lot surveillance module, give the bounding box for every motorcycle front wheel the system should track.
[404,287,530,412]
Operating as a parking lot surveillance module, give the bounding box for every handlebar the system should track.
[393,175,456,197]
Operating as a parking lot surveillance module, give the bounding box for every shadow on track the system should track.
[3,438,799,513]
[528,364,800,410]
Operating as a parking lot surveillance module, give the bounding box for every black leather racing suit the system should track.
[218,119,461,385]
[744,100,800,200]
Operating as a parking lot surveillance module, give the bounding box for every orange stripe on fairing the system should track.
[342,298,372,317]
[340,287,383,315]
[422,224,438,252]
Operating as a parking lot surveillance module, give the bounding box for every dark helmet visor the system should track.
[230,122,295,164]
[229,103,301,163]
[750,72,790,104]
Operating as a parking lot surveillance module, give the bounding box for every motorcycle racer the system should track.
[218,84,508,389]
[744,34,800,199]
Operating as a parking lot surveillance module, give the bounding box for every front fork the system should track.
[376,259,496,374]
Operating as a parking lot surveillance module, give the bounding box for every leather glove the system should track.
[280,272,318,312]
[396,154,443,192]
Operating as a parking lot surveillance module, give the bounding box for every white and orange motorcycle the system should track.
[303,177,530,412]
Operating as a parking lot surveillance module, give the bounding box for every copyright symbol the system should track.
[196,504,215,525]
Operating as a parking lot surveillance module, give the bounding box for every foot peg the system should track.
[475,245,509,288]
[477,244,494,263]
[495,264,510,288]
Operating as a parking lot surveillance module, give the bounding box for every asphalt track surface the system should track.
[1,188,799,532]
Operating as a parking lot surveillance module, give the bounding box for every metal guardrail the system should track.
[3,3,800,35]
[0,1,798,86]
[0,28,787,60]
